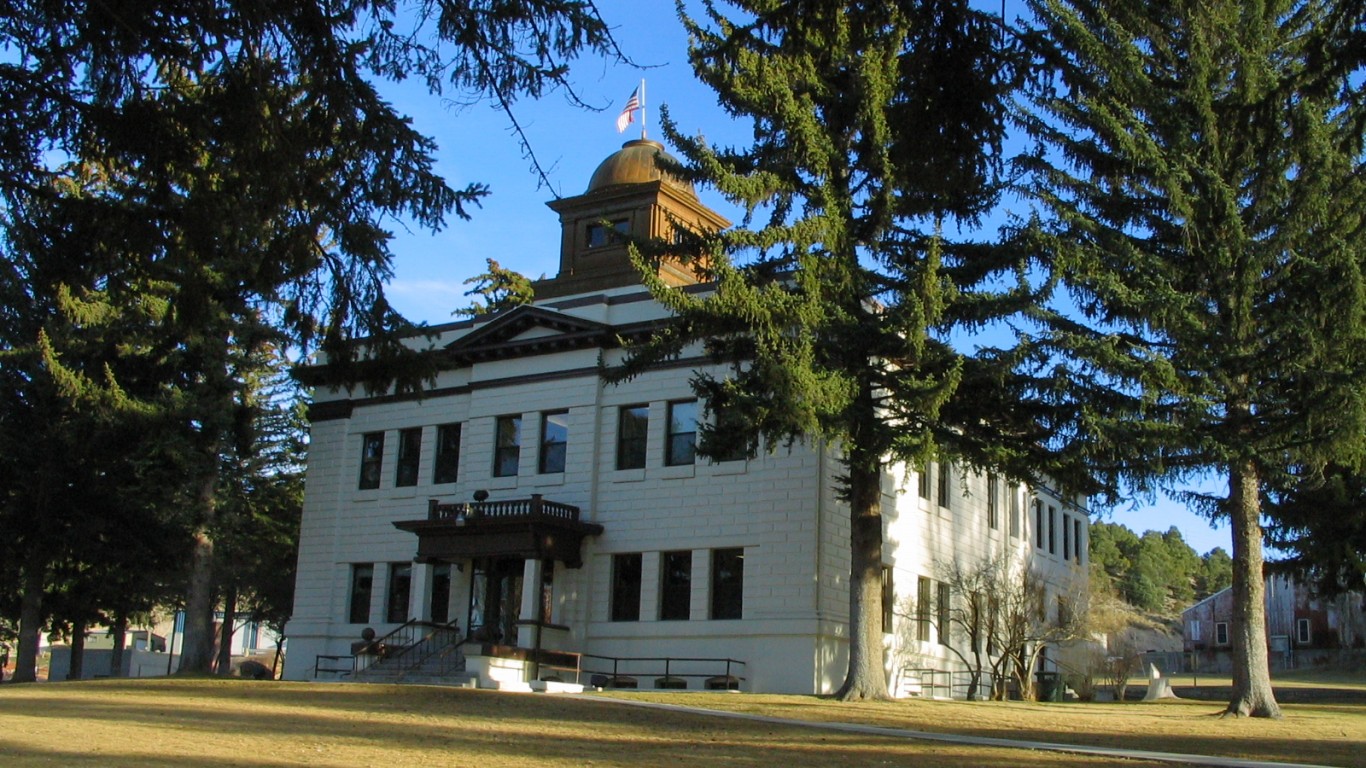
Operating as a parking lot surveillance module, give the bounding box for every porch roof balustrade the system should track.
[393,494,603,568]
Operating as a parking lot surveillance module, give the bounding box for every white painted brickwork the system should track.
[285,281,1090,695]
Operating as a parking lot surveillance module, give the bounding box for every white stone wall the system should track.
[284,284,1091,695]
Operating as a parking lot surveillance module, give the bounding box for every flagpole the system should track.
[640,78,647,140]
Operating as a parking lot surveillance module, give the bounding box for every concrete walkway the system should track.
[573,695,1339,768]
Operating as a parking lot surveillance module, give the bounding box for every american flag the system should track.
[616,87,641,133]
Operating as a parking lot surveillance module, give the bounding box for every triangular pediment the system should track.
[443,305,615,363]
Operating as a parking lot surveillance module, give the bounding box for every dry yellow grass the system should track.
[606,688,1366,767]
[0,677,1360,767]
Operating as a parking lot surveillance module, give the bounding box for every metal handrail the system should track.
[315,654,357,679]
[352,619,466,681]
[577,654,747,689]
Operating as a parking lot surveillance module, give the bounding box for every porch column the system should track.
[410,562,432,622]
[518,559,543,648]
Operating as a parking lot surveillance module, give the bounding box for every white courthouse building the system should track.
[283,139,1090,694]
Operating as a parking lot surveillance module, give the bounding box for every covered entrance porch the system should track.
[392,494,602,687]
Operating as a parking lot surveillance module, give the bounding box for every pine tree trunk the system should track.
[67,618,86,681]
[178,465,219,674]
[216,586,237,675]
[1224,460,1282,718]
[109,614,127,678]
[13,556,45,683]
[835,443,889,701]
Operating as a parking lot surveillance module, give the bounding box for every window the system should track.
[1048,505,1057,554]
[917,577,932,642]
[386,563,412,623]
[1188,620,1201,641]
[587,218,629,248]
[1009,484,1021,538]
[430,563,452,624]
[359,433,384,490]
[1215,621,1229,645]
[348,564,373,624]
[660,551,692,621]
[987,474,999,530]
[882,567,894,634]
[1073,518,1084,564]
[395,427,421,487]
[1062,513,1071,560]
[433,424,461,484]
[539,411,569,474]
[1034,500,1045,548]
[1296,618,1311,645]
[918,466,930,500]
[242,621,259,652]
[666,400,697,466]
[1058,595,1074,628]
[610,553,642,622]
[937,581,951,646]
[710,548,744,620]
[540,560,555,624]
[493,415,521,477]
[937,461,951,508]
[616,405,649,470]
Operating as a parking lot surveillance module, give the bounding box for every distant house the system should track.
[1182,574,1365,671]
[45,612,280,681]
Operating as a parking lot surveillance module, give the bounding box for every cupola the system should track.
[534,139,730,299]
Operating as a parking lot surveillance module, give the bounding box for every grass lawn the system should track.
[0,677,1359,767]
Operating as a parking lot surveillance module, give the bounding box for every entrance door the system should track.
[429,563,452,624]
[467,557,523,644]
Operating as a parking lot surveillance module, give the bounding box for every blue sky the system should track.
[377,0,1233,557]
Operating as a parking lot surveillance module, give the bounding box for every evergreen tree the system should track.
[618,0,1039,700]
[1020,0,1366,717]
[1198,547,1234,599]
[0,0,621,673]
[1265,464,1366,595]
[457,259,536,317]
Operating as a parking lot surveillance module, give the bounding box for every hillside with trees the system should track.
[1089,522,1233,616]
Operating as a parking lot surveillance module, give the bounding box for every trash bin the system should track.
[1034,671,1062,702]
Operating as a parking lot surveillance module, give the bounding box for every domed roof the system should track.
[586,139,694,195]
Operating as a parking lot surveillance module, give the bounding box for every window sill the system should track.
[612,468,646,483]
[658,464,696,480]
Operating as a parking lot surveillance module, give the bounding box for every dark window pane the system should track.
[430,564,451,624]
[349,564,373,624]
[881,567,894,634]
[587,218,629,248]
[433,424,461,484]
[660,551,692,621]
[1070,513,1081,563]
[987,474,999,530]
[540,411,568,474]
[710,548,743,620]
[1009,484,1021,538]
[611,553,642,622]
[937,582,951,646]
[359,433,384,490]
[666,401,697,466]
[387,563,412,623]
[917,576,931,642]
[395,428,421,487]
[617,405,648,470]
[937,462,951,507]
[1062,513,1071,560]
[494,415,521,477]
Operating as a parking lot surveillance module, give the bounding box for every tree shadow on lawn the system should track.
[0,680,1170,768]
